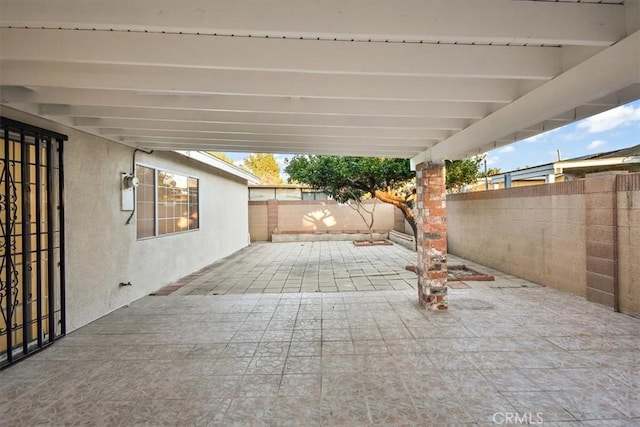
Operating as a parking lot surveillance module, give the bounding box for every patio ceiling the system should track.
[0,0,639,163]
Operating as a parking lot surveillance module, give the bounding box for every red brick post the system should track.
[416,162,448,310]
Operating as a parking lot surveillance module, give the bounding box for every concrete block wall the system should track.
[448,174,640,317]
[447,181,587,297]
[617,173,640,316]
[584,172,622,308]
[248,199,396,241]
[248,203,269,242]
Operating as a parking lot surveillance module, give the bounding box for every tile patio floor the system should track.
[1,242,639,426]
[171,241,419,296]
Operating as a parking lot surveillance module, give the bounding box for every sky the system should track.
[222,99,640,177]
[484,99,640,173]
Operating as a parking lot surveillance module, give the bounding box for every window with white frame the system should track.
[135,165,199,239]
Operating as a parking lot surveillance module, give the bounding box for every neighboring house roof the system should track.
[175,150,260,183]
[490,144,640,183]
[554,144,640,177]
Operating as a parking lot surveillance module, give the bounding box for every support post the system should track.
[267,199,279,241]
[584,171,625,311]
[416,162,448,310]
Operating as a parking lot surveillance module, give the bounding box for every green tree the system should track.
[445,157,484,193]
[243,153,283,185]
[285,156,417,240]
[208,152,235,164]
[286,155,485,241]
[480,167,501,177]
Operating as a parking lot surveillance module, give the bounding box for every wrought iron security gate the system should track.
[0,117,66,369]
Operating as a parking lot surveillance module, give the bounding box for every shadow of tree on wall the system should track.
[302,208,336,231]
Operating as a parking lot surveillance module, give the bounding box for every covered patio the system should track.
[1,1,640,424]
[2,1,639,314]
[2,0,639,311]
[1,242,638,425]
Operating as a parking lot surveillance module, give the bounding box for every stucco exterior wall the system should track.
[447,182,587,296]
[2,108,250,331]
[617,175,640,317]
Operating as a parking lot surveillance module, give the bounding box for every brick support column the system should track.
[416,162,448,310]
[585,171,625,311]
[267,199,279,241]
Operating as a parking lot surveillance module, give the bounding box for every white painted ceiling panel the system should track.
[0,0,638,163]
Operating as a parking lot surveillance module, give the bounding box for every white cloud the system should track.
[486,156,500,166]
[523,134,542,143]
[577,104,640,134]
[587,139,607,151]
[500,146,515,153]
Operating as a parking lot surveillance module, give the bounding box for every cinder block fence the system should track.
[247,172,639,317]
[447,172,640,317]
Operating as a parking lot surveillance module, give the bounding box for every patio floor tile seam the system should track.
[4,242,638,425]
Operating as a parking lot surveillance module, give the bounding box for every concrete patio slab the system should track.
[1,242,638,425]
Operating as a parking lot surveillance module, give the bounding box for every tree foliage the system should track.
[243,153,283,185]
[208,152,235,164]
[286,155,486,241]
[482,167,501,177]
[285,156,417,239]
[445,157,483,192]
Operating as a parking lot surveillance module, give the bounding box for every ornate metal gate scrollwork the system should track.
[0,162,19,340]
[1,117,67,369]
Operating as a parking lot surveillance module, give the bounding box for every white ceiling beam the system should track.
[541,86,640,123]
[0,61,519,102]
[627,0,640,34]
[139,142,422,157]
[412,30,640,164]
[1,87,492,118]
[98,128,440,144]
[40,105,469,130]
[587,84,640,106]
[0,0,625,46]
[121,135,429,149]
[179,145,416,157]
[0,28,561,79]
[81,117,450,139]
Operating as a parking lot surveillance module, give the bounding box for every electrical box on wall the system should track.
[121,172,138,211]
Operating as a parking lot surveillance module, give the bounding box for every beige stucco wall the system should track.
[248,204,269,241]
[447,190,587,296]
[248,199,397,241]
[278,200,395,233]
[617,188,640,317]
[2,108,250,331]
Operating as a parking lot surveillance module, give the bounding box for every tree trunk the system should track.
[373,189,418,249]
[347,198,377,243]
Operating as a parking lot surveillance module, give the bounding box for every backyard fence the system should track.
[248,172,639,316]
[447,171,640,317]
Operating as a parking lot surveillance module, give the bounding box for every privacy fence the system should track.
[447,171,639,317]
[248,171,639,316]
[248,199,402,242]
